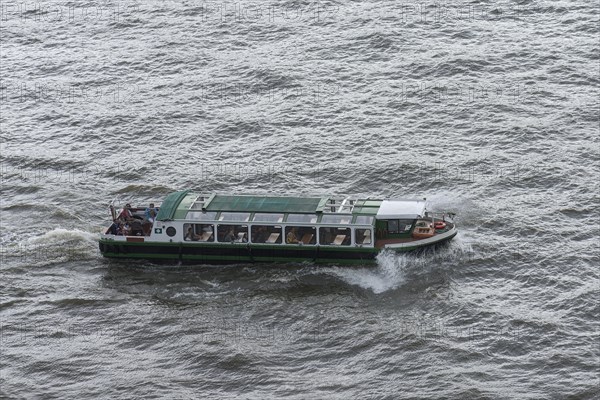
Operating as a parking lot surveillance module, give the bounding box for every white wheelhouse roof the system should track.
[376,200,427,220]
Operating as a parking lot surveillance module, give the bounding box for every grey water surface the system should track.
[1,1,598,399]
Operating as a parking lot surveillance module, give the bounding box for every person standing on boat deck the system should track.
[286,227,300,244]
[118,203,133,221]
[144,203,159,223]
[130,219,144,236]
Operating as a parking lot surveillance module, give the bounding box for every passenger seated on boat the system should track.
[199,231,213,242]
[144,203,159,223]
[121,221,131,236]
[254,226,269,243]
[185,226,200,241]
[224,228,236,242]
[114,220,127,235]
[130,219,144,236]
[142,221,152,236]
[118,204,133,221]
[286,228,300,244]
[200,226,214,241]
[108,219,120,235]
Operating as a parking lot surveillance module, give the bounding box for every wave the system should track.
[321,251,409,294]
[25,227,99,245]
[1,228,100,268]
[320,235,473,294]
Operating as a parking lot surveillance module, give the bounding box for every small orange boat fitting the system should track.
[434,221,447,230]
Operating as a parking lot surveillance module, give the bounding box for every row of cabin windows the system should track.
[183,224,372,246]
[185,211,374,225]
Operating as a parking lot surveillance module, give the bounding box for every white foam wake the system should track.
[320,233,474,293]
[24,227,99,245]
[1,228,101,267]
[323,251,410,294]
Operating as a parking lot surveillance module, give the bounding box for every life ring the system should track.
[434,221,447,230]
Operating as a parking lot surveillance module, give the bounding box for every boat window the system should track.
[398,220,414,233]
[286,214,318,223]
[186,211,218,221]
[285,226,316,245]
[217,224,248,243]
[251,225,282,244]
[319,227,351,246]
[183,223,214,242]
[321,215,352,224]
[354,215,374,225]
[253,213,284,223]
[387,220,399,234]
[355,228,372,245]
[219,212,251,222]
[386,219,413,234]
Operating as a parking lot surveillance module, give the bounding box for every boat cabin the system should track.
[108,191,439,248]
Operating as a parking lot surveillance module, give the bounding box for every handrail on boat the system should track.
[425,211,456,221]
[108,197,163,221]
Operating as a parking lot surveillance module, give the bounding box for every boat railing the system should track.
[108,198,163,219]
[424,211,456,222]
[323,196,357,213]
[189,194,214,210]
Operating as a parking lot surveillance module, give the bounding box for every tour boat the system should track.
[98,190,458,264]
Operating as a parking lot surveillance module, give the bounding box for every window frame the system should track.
[318,226,352,246]
[250,225,283,244]
[354,228,372,246]
[183,223,215,242]
[284,226,317,245]
[216,224,249,243]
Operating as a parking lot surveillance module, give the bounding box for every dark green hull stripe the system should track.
[99,240,378,253]
[99,233,456,264]
[101,253,375,264]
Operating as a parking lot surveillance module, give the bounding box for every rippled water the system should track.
[1,1,599,398]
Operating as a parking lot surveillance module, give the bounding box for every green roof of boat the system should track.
[155,190,192,221]
[156,192,384,221]
[206,195,322,213]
